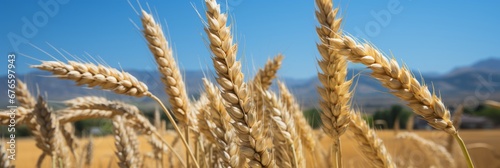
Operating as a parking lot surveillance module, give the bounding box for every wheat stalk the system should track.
[204,0,275,167]
[349,112,396,168]
[315,1,352,167]
[141,13,195,162]
[447,105,464,153]
[141,10,191,126]
[327,35,474,167]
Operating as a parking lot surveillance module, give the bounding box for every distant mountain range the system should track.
[2,58,500,113]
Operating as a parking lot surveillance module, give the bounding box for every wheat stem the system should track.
[454,133,474,168]
[149,94,199,168]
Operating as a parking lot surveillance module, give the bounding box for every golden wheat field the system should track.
[14,130,500,168]
[3,0,500,168]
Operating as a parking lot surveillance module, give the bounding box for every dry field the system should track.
[14,130,500,168]
[2,0,497,167]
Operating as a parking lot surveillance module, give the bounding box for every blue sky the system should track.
[1,0,500,79]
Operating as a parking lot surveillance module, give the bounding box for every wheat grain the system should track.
[349,112,395,168]
[204,0,275,167]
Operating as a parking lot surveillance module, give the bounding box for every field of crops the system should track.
[14,130,500,168]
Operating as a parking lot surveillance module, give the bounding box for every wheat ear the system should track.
[60,123,79,159]
[60,96,185,167]
[33,61,196,165]
[33,61,149,97]
[84,137,93,167]
[203,78,243,167]
[16,79,36,109]
[195,93,217,144]
[141,10,191,125]
[127,125,143,167]
[0,143,12,168]
[112,116,135,168]
[263,90,304,168]
[315,1,352,167]
[485,100,500,109]
[253,54,284,90]
[204,0,275,167]
[349,112,395,168]
[251,54,284,138]
[278,81,317,153]
[141,13,193,162]
[34,96,67,167]
[15,80,40,133]
[327,35,474,167]
[397,132,456,167]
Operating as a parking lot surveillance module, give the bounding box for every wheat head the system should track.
[204,0,275,167]
[262,90,304,168]
[203,78,243,167]
[32,61,149,97]
[349,112,396,168]
[328,35,456,134]
[112,116,135,168]
[278,81,317,153]
[396,132,456,167]
[141,10,191,126]
[315,0,353,145]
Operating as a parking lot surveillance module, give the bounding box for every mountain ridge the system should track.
[2,58,499,113]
